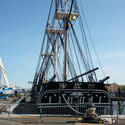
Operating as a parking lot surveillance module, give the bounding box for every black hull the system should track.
[37,84,111,115]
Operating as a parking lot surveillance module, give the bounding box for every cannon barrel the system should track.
[67,67,99,82]
[99,76,110,83]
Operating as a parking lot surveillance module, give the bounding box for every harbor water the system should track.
[113,101,125,115]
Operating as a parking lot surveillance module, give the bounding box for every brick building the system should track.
[105,83,120,96]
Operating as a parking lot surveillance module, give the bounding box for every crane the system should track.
[0,57,9,87]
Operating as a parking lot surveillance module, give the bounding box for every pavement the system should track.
[0,120,104,125]
[0,115,104,125]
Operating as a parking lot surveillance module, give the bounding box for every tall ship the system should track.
[31,0,111,116]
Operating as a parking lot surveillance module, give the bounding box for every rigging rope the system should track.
[37,33,59,92]
[70,22,90,73]
[79,0,105,77]
[75,0,98,82]
[69,29,83,81]
[32,0,54,95]
[62,93,83,115]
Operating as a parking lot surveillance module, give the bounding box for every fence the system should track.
[0,102,124,124]
[0,102,125,115]
[37,103,111,116]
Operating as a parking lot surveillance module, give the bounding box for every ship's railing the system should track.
[37,89,111,104]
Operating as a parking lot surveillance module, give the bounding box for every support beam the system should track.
[55,12,78,20]
[46,28,65,34]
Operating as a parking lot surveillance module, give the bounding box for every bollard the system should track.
[118,101,122,115]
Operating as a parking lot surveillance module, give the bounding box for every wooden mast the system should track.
[63,0,68,81]
[56,0,58,12]
[64,27,67,81]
